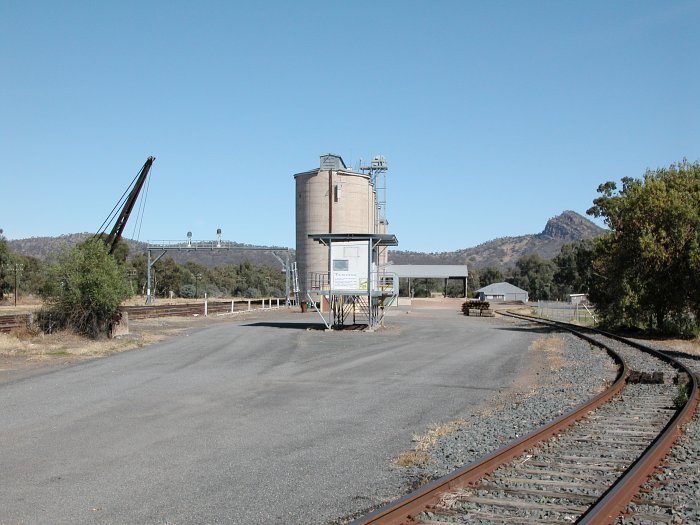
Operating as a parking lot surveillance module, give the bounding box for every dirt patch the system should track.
[652,338,700,357]
[410,297,466,310]
[529,335,567,371]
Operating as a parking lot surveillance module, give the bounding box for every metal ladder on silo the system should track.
[291,262,300,306]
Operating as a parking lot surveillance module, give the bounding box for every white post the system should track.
[276,298,280,308]
[204,293,208,317]
[231,299,234,313]
[248,299,251,311]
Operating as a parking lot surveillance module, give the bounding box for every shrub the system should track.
[245,287,260,298]
[41,239,130,338]
[673,384,689,409]
[179,284,196,298]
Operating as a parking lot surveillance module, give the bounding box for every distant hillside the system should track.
[8,210,605,271]
[8,234,292,268]
[388,211,606,270]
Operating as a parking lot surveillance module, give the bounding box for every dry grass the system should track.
[394,418,467,468]
[0,328,144,360]
[529,335,566,371]
[394,450,429,468]
[0,313,203,361]
[653,337,700,357]
[439,488,473,509]
[0,295,42,315]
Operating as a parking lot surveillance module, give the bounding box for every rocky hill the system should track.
[388,211,606,270]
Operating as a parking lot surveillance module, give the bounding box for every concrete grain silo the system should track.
[295,154,383,297]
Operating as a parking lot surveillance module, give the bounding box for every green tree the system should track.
[587,159,700,334]
[7,254,45,297]
[507,254,556,301]
[152,257,183,298]
[553,240,594,299]
[127,252,152,295]
[179,284,196,298]
[210,265,240,296]
[41,239,130,338]
[479,267,503,288]
[466,268,481,297]
[0,231,10,301]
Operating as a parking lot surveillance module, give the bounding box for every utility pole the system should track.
[13,263,23,307]
[127,268,136,295]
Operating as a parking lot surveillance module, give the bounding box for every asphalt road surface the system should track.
[0,307,541,524]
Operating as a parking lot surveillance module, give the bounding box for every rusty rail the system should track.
[350,312,699,525]
[0,313,32,333]
[350,315,629,525]
[502,313,699,525]
[577,333,699,524]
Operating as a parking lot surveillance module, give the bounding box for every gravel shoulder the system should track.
[397,316,618,490]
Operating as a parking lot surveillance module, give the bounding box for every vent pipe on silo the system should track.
[328,169,333,234]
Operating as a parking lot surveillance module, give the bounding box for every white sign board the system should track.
[330,241,369,291]
[332,272,359,290]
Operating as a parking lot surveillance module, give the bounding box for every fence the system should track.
[536,301,597,326]
[121,298,286,319]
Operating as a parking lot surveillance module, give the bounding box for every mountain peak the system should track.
[389,210,607,270]
[540,210,605,241]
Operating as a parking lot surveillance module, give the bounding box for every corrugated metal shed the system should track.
[476,282,529,302]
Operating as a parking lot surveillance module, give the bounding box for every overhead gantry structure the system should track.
[145,231,297,306]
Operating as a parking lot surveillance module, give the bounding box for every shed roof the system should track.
[309,233,399,247]
[476,282,528,295]
[385,264,468,279]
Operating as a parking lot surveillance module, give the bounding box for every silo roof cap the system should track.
[320,154,347,170]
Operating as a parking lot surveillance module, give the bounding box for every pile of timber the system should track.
[461,300,494,317]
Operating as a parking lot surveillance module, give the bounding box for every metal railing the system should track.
[306,271,397,294]
[536,300,597,325]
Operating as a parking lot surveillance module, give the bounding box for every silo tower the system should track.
[294,153,395,318]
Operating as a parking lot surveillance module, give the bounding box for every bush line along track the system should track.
[351,312,698,525]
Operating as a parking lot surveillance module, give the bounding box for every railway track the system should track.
[618,341,700,524]
[350,313,698,525]
[0,313,32,333]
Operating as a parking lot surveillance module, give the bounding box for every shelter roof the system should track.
[308,233,399,247]
[477,282,528,294]
[384,264,468,279]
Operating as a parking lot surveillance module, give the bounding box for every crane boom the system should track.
[105,156,155,254]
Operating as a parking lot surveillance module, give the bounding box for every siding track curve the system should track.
[350,313,698,525]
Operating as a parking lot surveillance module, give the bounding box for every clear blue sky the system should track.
[2,1,698,252]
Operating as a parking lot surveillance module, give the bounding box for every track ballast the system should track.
[350,313,698,525]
